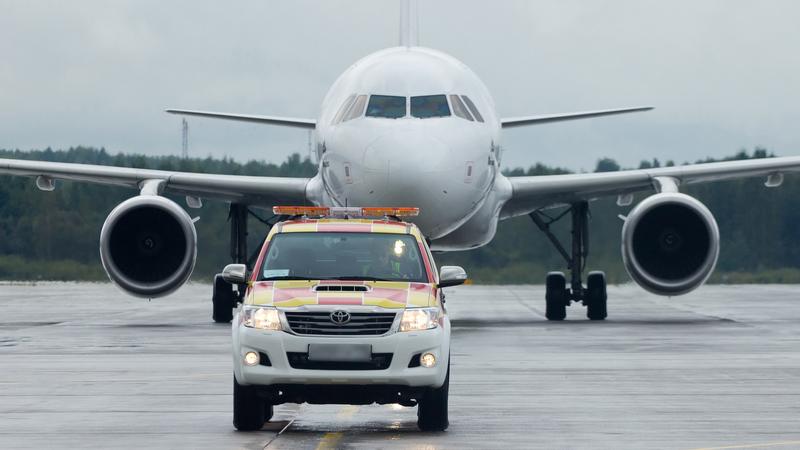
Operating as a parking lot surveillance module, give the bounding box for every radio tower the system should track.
[181,118,189,159]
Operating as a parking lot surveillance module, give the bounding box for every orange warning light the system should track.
[272,206,420,217]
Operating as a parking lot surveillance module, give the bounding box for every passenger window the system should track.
[411,95,451,118]
[332,94,356,125]
[366,95,406,119]
[461,95,484,123]
[449,95,474,121]
[343,95,367,122]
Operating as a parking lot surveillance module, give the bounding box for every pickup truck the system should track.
[225,207,467,431]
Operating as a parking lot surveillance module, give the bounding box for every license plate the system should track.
[307,343,372,362]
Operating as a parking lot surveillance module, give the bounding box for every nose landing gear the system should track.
[531,201,608,321]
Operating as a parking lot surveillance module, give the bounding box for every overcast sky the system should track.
[1,0,798,171]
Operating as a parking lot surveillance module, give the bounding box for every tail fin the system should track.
[399,0,419,47]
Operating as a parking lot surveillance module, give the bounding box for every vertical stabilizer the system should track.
[399,0,419,47]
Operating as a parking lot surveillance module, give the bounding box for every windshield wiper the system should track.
[261,275,400,282]
[332,276,394,281]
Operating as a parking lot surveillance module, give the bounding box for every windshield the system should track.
[366,95,406,119]
[342,95,367,122]
[259,232,427,283]
[450,95,474,121]
[461,95,484,122]
[411,95,450,118]
[331,94,356,125]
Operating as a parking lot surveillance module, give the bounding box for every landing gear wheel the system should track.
[233,376,269,431]
[586,271,607,321]
[212,274,236,323]
[417,360,449,431]
[545,272,567,321]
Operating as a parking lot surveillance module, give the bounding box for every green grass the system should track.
[0,255,106,281]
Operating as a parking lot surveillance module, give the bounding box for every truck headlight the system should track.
[399,308,439,332]
[242,306,282,331]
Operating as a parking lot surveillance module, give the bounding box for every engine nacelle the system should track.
[621,193,719,296]
[99,196,197,298]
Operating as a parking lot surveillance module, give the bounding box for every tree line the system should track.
[0,146,798,284]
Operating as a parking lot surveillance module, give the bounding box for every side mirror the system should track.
[439,266,468,288]
[222,263,247,285]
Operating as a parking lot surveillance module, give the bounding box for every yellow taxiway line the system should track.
[315,405,360,450]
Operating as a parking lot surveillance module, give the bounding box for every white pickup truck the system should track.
[225,208,467,431]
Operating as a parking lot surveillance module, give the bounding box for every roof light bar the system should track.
[272,206,419,217]
[360,207,419,217]
[271,206,330,216]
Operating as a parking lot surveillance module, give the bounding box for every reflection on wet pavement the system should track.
[1,282,800,449]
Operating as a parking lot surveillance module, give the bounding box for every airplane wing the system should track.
[0,158,310,206]
[501,106,653,128]
[501,156,800,218]
[166,109,316,129]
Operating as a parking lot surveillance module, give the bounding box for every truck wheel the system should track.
[233,376,266,431]
[417,361,449,431]
[213,274,235,323]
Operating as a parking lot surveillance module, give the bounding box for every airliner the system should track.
[2,0,799,321]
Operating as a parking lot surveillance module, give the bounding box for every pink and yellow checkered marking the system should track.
[247,280,434,309]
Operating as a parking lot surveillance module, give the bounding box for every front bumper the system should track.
[232,314,450,390]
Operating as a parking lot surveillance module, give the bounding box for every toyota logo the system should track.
[330,310,351,325]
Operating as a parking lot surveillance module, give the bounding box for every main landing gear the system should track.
[212,204,285,323]
[530,201,608,321]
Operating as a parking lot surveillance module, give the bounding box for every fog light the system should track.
[420,352,436,368]
[244,351,259,366]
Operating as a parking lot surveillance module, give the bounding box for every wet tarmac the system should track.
[1,282,799,449]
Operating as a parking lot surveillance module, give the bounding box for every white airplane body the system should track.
[312,46,501,248]
[3,1,800,320]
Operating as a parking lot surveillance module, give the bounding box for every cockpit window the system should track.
[411,95,451,118]
[332,94,356,125]
[461,95,484,123]
[366,95,406,119]
[449,95,474,121]
[343,95,367,122]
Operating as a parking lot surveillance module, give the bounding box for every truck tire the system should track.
[213,274,235,323]
[233,376,267,431]
[417,361,450,431]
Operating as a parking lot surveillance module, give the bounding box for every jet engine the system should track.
[621,193,719,296]
[99,196,197,298]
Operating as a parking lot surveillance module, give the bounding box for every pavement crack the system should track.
[506,287,545,317]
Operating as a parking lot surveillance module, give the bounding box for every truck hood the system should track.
[245,280,435,309]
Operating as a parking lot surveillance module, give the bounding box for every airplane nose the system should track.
[363,132,452,174]
[360,132,465,238]
[363,132,451,199]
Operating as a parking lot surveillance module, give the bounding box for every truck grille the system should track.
[284,311,397,336]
